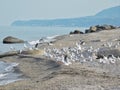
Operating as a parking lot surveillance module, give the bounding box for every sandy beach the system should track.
[0,28,120,90]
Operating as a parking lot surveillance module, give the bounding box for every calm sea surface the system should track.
[0,26,87,53]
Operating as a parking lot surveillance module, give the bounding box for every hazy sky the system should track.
[0,0,120,26]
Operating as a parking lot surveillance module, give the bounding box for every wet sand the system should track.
[0,28,120,90]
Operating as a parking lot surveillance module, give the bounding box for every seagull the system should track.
[102,43,107,47]
[87,46,93,52]
[111,55,116,59]
[109,58,116,64]
[47,42,53,46]
[76,42,82,50]
[113,44,118,48]
[117,56,120,60]
[103,55,110,64]
[19,49,23,54]
[24,44,28,49]
[80,40,85,45]
[103,55,107,60]
[62,54,71,65]
[35,43,39,48]
[117,42,120,46]
[99,58,108,64]
[80,54,84,58]
[88,56,93,61]
[107,42,112,47]
[64,55,68,62]
[10,46,16,51]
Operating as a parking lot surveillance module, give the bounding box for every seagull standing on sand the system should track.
[108,55,116,64]
[103,55,109,64]
[99,58,106,64]
[107,42,112,47]
[47,42,53,46]
[63,54,71,65]
[35,43,39,48]
[80,40,85,45]
[76,42,82,51]
[109,58,116,64]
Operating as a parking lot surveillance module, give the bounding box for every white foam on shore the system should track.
[5,63,19,72]
[0,73,8,78]
[27,35,58,47]
[46,35,59,39]
[0,61,23,86]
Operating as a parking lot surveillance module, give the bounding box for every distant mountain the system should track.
[12,6,120,27]
[95,6,120,18]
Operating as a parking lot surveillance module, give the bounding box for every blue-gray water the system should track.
[0,61,23,85]
[0,26,87,53]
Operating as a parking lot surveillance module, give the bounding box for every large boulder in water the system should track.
[3,36,25,44]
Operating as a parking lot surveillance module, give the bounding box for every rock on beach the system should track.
[70,30,84,34]
[85,24,118,33]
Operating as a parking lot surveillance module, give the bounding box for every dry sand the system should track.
[0,29,120,90]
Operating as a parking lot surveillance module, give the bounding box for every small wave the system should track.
[0,61,23,86]
[46,35,59,39]
[0,61,19,73]
[42,35,59,42]
[5,63,19,72]
[0,73,8,78]
[28,35,58,46]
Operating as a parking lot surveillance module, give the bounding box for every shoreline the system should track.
[0,28,120,89]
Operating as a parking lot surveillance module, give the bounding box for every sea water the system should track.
[0,26,87,53]
[0,61,23,85]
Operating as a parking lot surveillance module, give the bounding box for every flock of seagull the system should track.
[9,36,120,66]
[44,40,120,65]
